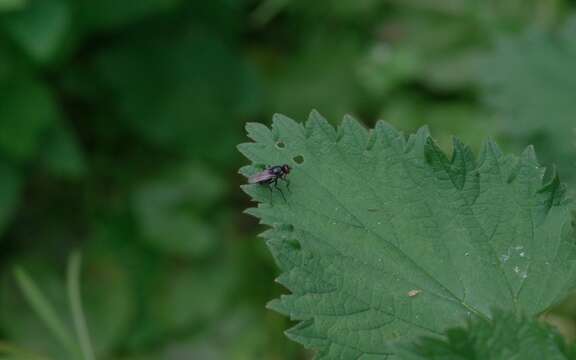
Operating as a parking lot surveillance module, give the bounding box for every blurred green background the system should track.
[1,0,576,359]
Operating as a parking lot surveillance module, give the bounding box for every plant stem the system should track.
[67,252,95,360]
[13,267,78,357]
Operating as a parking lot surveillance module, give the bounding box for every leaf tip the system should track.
[520,144,538,164]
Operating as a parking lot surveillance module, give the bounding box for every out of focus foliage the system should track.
[397,311,576,360]
[0,0,575,359]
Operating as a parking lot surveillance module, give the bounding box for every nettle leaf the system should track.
[238,112,576,359]
[396,310,576,360]
[477,20,576,136]
[476,17,576,183]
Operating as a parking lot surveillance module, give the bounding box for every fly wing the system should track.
[248,170,274,184]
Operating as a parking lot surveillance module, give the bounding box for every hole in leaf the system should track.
[286,239,301,250]
[293,155,304,165]
[275,141,285,149]
[279,224,294,232]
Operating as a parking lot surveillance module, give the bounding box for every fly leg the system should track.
[267,184,273,205]
[281,174,291,193]
[273,178,287,202]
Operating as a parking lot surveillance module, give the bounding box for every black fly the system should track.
[248,164,291,202]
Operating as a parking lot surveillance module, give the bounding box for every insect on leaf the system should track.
[238,111,576,359]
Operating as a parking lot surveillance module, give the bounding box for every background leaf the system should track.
[1,0,69,63]
[396,310,576,360]
[0,74,60,162]
[0,0,26,12]
[476,16,576,185]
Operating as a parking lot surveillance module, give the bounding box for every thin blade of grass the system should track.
[66,252,95,360]
[13,267,78,357]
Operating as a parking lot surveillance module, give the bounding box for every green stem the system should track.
[67,252,95,360]
[13,267,78,357]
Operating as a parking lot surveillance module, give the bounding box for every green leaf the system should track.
[140,256,239,344]
[1,259,75,359]
[95,27,251,165]
[238,112,576,359]
[476,17,576,183]
[380,96,491,151]
[13,267,78,358]
[266,32,362,121]
[79,254,133,357]
[131,166,225,256]
[39,121,86,178]
[0,253,134,359]
[66,253,95,360]
[158,308,303,360]
[396,310,576,359]
[73,0,183,34]
[0,74,60,162]
[1,0,69,63]
[0,0,26,12]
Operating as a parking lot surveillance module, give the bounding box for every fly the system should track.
[248,164,291,202]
